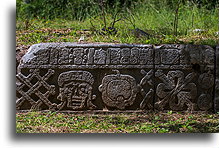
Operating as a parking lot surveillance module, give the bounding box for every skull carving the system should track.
[57,71,96,110]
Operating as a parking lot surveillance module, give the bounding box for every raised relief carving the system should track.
[198,71,214,90]
[30,49,50,65]
[16,69,56,110]
[120,48,130,64]
[138,69,154,109]
[109,48,121,64]
[22,46,154,68]
[50,49,59,64]
[99,70,138,110]
[16,43,215,112]
[160,49,179,64]
[139,49,153,64]
[57,71,96,110]
[71,48,88,65]
[93,48,106,64]
[197,71,214,111]
[58,48,69,64]
[49,47,90,65]
[155,70,197,111]
[155,48,180,65]
[130,48,139,64]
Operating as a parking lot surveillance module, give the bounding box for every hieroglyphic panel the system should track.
[20,43,153,68]
[16,43,216,112]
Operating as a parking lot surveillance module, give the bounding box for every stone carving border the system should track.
[16,43,217,112]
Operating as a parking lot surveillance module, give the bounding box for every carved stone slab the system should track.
[215,45,219,113]
[16,43,216,112]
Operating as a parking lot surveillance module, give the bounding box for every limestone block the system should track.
[16,43,216,112]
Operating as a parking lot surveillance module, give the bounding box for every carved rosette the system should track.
[155,70,197,111]
[57,71,96,110]
[99,70,138,110]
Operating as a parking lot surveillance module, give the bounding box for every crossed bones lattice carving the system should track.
[16,69,56,110]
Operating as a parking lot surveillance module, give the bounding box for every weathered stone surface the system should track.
[16,43,216,112]
[154,45,214,112]
[215,45,219,112]
[16,45,29,71]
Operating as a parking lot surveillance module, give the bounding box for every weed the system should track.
[158,128,170,133]
[167,110,173,115]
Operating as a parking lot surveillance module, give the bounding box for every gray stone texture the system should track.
[16,43,216,112]
[215,45,219,112]
[154,45,214,111]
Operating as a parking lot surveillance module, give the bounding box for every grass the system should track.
[16,18,218,48]
[16,111,219,133]
[16,1,219,47]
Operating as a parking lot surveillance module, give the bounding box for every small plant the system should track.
[167,110,173,115]
[173,0,182,36]
[158,128,169,133]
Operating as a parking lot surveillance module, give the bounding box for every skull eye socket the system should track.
[80,87,86,93]
[79,83,89,94]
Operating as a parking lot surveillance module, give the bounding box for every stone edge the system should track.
[215,45,219,113]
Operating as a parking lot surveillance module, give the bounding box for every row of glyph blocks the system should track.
[16,43,218,112]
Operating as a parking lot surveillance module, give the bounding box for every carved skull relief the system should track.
[57,71,96,110]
